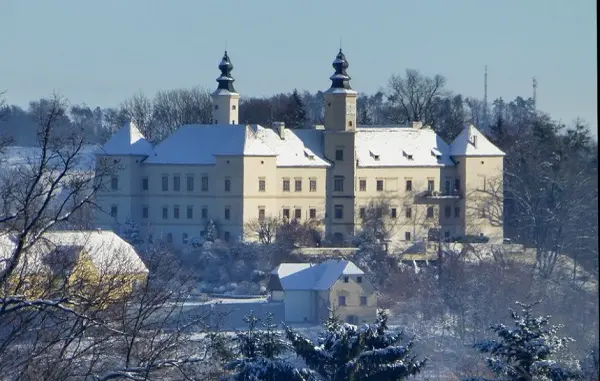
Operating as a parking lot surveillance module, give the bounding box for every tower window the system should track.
[334,176,344,192]
[214,120,218,124]
[335,149,344,161]
[214,105,219,110]
[141,177,148,191]
[259,179,266,192]
[142,205,148,219]
[110,205,118,218]
[232,105,236,110]
[224,178,231,192]
[111,176,118,190]
[334,205,343,219]
[224,207,231,220]
[348,121,353,127]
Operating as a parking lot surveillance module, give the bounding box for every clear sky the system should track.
[0,0,596,133]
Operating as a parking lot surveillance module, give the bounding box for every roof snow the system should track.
[270,259,364,291]
[450,125,505,157]
[0,230,148,276]
[144,124,330,167]
[100,121,153,156]
[355,126,454,167]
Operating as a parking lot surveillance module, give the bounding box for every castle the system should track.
[95,50,505,249]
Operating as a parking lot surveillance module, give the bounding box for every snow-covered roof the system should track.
[270,259,364,291]
[324,88,358,95]
[0,230,148,276]
[212,88,239,96]
[450,125,505,157]
[100,121,153,156]
[355,126,454,167]
[144,124,330,167]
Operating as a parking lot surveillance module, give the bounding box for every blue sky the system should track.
[0,0,596,133]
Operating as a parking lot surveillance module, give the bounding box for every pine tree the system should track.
[283,89,307,128]
[204,219,218,242]
[285,309,427,381]
[468,301,581,381]
[225,312,316,381]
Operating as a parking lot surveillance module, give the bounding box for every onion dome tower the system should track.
[211,51,240,125]
[324,49,357,131]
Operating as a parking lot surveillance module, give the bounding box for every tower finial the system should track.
[216,51,236,93]
[328,48,352,90]
[339,37,342,51]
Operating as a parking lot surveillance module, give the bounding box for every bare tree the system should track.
[153,87,212,135]
[119,91,156,142]
[387,69,448,126]
[244,216,281,245]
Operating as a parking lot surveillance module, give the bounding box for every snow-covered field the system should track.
[0,145,99,172]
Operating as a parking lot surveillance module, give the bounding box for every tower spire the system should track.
[216,51,236,93]
[328,49,353,91]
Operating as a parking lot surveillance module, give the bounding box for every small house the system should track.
[268,259,376,324]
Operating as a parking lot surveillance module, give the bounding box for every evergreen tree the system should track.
[285,310,426,381]
[283,89,307,128]
[225,312,316,381]
[468,301,581,381]
[204,219,218,242]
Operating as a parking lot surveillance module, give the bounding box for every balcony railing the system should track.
[420,189,462,199]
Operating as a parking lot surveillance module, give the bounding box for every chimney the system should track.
[273,121,285,139]
[412,121,423,129]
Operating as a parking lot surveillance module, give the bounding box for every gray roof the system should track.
[270,259,364,291]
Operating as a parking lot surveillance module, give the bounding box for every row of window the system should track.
[278,207,318,220]
[357,205,461,220]
[109,175,462,195]
[158,230,232,245]
[214,104,236,111]
[338,295,368,306]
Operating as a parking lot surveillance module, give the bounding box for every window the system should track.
[162,176,168,191]
[166,233,173,243]
[282,208,290,219]
[111,176,118,190]
[405,231,411,241]
[334,205,343,219]
[359,207,366,219]
[282,179,290,192]
[232,120,235,124]
[173,205,180,219]
[201,176,209,191]
[348,121,353,127]
[162,207,168,220]
[142,177,148,191]
[294,179,302,192]
[405,207,412,219]
[454,207,460,218]
[142,205,148,219]
[309,179,317,192]
[182,233,188,244]
[214,104,219,110]
[309,208,317,219]
[338,295,346,306]
[186,206,193,219]
[110,205,118,218]
[360,296,367,306]
[259,178,266,192]
[344,276,349,283]
[406,180,413,191]
[444,205,451,218]
[223,231,230,242]
[376,179,384,191]
[232,105,236,110]
[444,231,450,239]
[428,180,435,192]
[391,208,397,219]
[454,178,461,191]
[201,207,208,219]
[173,175,180,191]
[445,180,451,194]
[187,176,194,191]
[224,178,231,192]
[426,206,434,219]
[357,276,362,283]
[335,149,344,161]
[359,179,366,192]
[224,207,230,220]
[258,208,265,220]
[334,176,344,192]
[294,208,302,220]
[214,119,218,124]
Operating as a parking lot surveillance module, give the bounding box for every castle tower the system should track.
[211,51,240,125]
[323,49,358,245]
[324,49,357,131]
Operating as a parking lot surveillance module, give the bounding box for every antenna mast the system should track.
[532,77,537,109]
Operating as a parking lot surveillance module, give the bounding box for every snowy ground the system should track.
[0,145,99,171]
